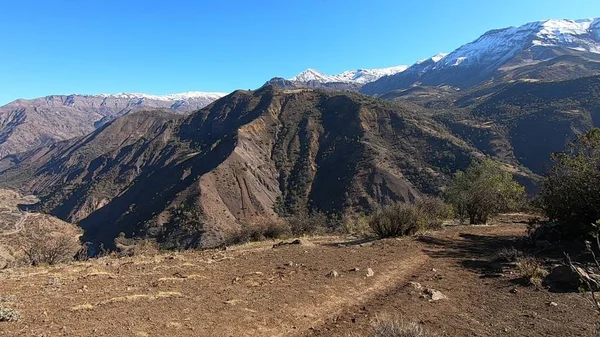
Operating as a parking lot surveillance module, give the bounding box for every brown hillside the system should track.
[0,87,486,249]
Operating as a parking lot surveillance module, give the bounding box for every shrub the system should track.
[369,204,425,238]
[0,307,20,322]
[416,196,453,230]
[516,256,548,286]
[371,318,433,337]
[228,219,290,245]
[540,128,600,239]
[341,212,372,237]
[287,210,329,235]
[446,158,525,225]
[17,221,82,266]
[491,246,522,263]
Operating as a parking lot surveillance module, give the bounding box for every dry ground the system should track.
[0,214,597,336]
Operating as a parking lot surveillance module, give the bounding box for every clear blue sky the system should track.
[1,0,599,104]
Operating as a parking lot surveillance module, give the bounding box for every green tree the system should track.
[447,158,525,224]
[541,128,600,238]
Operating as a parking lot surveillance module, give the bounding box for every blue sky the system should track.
[1,0,599,104]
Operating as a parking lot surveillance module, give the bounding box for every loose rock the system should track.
[326,270,339,278]
[424,288,447,301]
[366,268,375,277]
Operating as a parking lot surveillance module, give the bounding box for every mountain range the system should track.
[1,17,600,249]
[0,92,225,157]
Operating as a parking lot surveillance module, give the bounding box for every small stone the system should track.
[350,267,360,272]
[232,276,241,284]
[326,270,339,278]
[366,268,375,277]
[548,301,558,307]
[409,281,422,290]
[424,288,447,301]
[431,268,437,273]
[287,261,294,267]
[509,287,518,294]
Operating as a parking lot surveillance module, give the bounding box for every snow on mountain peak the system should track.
[290,65,409,84]
[99,91,228,101]
[434,18,600,70]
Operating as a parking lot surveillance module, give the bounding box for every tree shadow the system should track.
[417,232,524,275]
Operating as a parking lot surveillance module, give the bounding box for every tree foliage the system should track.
[447,158,525,224]
[541,128,600,238]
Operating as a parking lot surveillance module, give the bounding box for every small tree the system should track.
[541,129,600,238]
[447,158,525,225]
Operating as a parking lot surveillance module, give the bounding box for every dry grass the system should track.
[492,246,523,263]
[0,306,20,322]
[516,256,548,286]
[371,317,434,337]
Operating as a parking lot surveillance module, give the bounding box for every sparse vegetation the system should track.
[447,158,525,225]
[17,220,82,266]
[371,318,433,337]
[492,246,523,263]
[369,204,425,238]
[0,306,19,322]
[516,256,548,287]
[227,219,290,245]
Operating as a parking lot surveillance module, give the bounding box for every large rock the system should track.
[545,264,600,291]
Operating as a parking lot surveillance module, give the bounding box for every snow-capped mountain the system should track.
[362,18,600,95]
[0,91,227,157]
[435,18,600,70]
[98,91,227,102]
[290,65,409,84]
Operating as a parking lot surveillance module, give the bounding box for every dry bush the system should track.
[17,220,82,266]
[516,256,548,286]
[114,235,160,257]
[371,318,433,337]
[0,307,20,322]
[492,246,523,263]
[227,219,290,245]
[342,212,372,237]
[287,211,328,235]
[369,204,425,238]
[416,196,453,230]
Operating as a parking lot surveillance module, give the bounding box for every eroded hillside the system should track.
[0,87,490,248]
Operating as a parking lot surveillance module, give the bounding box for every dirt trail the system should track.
[0,212,37,236]
[0,215,597,336]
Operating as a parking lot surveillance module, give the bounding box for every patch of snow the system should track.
[97,91,228,101]
[290,65,409,84]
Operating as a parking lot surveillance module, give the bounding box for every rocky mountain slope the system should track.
[0,91,225,157]
[0,86,491,249]
[362,18,600,95]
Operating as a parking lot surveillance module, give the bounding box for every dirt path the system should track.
[0,212,35,236]
[0,215,597,336]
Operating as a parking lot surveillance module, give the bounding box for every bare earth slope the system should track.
[0,215,594,336]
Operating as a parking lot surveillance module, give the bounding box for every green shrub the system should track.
[516,256,548,287]
[416,196,453,230]
[540,128,600,239]
[369,203,425,238]
[446,158,525,225]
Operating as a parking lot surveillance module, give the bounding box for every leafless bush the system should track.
[227,219,290,245]
[17,221,82,266]
[416,196,453,230]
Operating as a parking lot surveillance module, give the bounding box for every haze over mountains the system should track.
[1,17,600,249]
